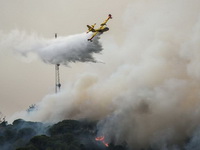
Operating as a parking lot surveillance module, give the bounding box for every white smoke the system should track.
[8,0,200,149]
[0,30,102,65]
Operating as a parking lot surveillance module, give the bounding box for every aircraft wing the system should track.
[88,32,99,42]
[100,14,112,26]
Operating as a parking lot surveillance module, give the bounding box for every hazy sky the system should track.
[0,0,132,117]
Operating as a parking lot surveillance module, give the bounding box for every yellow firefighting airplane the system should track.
[86,14,112,42]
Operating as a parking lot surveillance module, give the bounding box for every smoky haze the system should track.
[7,0,200,149]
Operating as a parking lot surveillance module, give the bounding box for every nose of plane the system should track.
[105,27,109,31]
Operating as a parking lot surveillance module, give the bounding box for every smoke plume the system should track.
[8,0,200,149]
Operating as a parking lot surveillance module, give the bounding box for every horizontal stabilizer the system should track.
[87,25,91,28]
[87,25,96,32]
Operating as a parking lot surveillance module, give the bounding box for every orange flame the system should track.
[95,136,109,147]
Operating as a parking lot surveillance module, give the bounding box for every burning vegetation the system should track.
[95,136,109,147]
[0,119,128,150]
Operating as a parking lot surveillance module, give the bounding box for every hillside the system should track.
[0,119,128,150]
